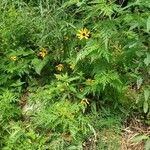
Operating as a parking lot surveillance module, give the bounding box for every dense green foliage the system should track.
[0,0,150,149]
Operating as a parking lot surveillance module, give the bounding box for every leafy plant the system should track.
[0,0,149,149]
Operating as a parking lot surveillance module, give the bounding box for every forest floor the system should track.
[83,116,149,150]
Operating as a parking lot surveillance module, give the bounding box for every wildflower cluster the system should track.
[1,1,149,149]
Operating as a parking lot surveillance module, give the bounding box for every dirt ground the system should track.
[121,116,150,150]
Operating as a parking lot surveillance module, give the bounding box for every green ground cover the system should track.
[0,0,150,149]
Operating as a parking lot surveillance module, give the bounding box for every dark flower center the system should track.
[82,33,86,36]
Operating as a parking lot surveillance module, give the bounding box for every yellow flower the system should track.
[79,87,84,92]
[77,28,90,40]
[65,82,69,86]
[85,79,95,85]
[80,98,89,106]
[10,56,17,61]
[56,64,64,71]
[39,48,48,58]
[69,64,75,70]
[64,36,69,41]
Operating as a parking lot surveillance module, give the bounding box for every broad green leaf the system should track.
[144,53,150,66]
[147,16,150,32]
[143,101,149,113]
[31,58,48,75]
[144,89,150,102]
[131,135,148,142]
[145,138,150,150]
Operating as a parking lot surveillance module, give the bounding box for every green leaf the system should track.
[62,0,79,8]
[144,53,150,66]
[137,77,143,90]
[131,135,148,142]
[11,80,25,87]
[143,101,149,113]
[147,16,150,32]
[31,58,48,75]
[145,138,150,150]
[144,89,150,102]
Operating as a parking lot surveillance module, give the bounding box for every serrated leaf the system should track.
[145,138,150,150]
[143,101,149,113]
[144,53,150,66]
[147,16,150,32]
[131,135,148,142]
[144,89,150,102]
[11,80,25,87]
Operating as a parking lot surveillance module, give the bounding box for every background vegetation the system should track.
[0,0,150,149]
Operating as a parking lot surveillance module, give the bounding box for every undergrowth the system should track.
[0,0,150,149]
